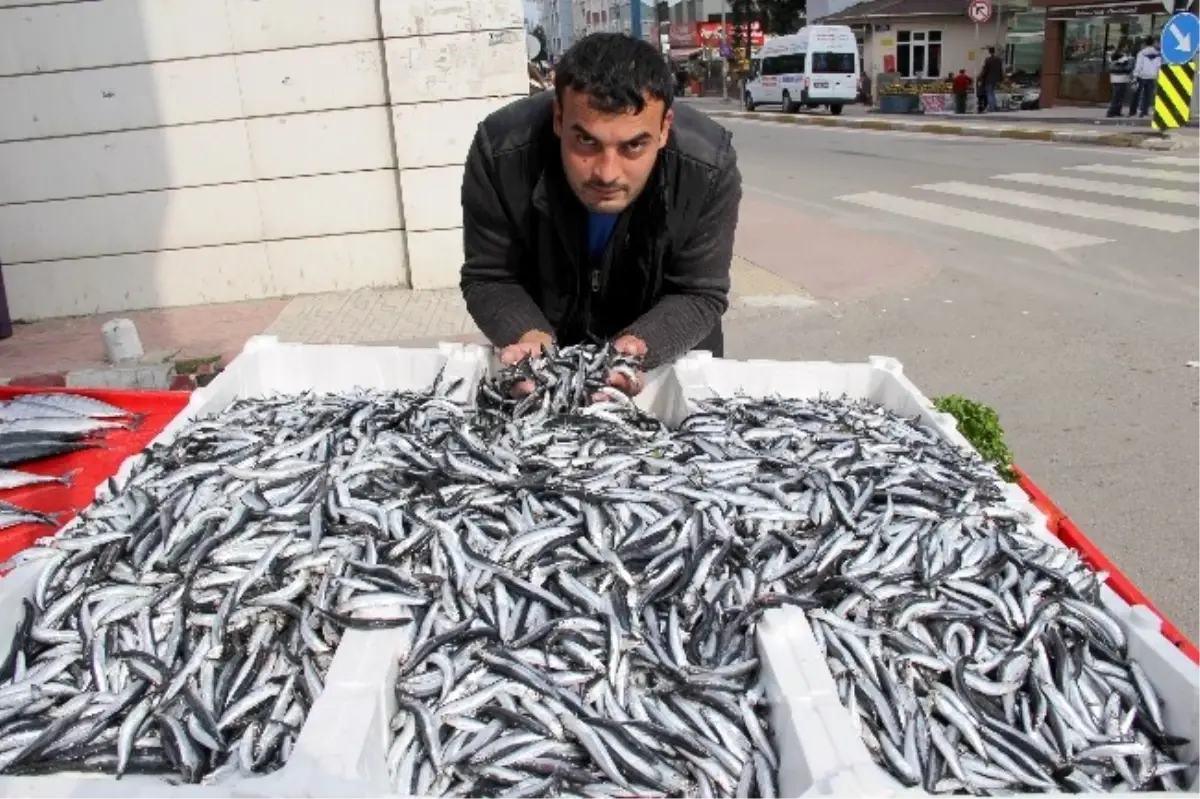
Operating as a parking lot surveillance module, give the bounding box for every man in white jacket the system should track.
[1129,37,1162,118]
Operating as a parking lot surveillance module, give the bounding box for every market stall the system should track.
[0,339,1194,797]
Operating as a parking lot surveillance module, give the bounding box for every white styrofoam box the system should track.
[0,121,255,205]
[164,336,489,441]
[0,561,410,797]
[234,42,387,118]
[0,56,244,143]
[398,166,465,232]
[379,0,524,37]
[383,30,527,106]
[404,227,464,290]
[0,0,234,78]
[391,95,523,170]
[256,170,402,241]
[230,606,845,799]
[247,108,397,180]
[2,231,408,321]
[669,352,1200,798]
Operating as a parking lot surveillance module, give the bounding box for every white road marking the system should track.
[1065,164,1199,183]
[991,173,1200,205]
[836,191,1111,251]
[916,181,1200,233]
[1134,155,1200,167]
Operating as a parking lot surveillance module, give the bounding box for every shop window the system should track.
[896,30,942,79]
[1059,14,1160,103]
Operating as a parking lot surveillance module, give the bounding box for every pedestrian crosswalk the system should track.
[835,154,1199,251]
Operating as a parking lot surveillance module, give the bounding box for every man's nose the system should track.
[591,149,622,184]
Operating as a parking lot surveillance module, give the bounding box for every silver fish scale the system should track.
[0,347,1188,796]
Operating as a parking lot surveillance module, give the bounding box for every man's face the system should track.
[553,87,672,214]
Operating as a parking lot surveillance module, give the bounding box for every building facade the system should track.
[823,0,1012,85]
[538,0,577,56]
[1031,0,1190,106]
[0,0,528,321]
[577,0,658,40]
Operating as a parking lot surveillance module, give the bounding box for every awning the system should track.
[1044,0,1162,18]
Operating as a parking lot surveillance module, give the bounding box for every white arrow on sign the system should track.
[1168,21,1192,53]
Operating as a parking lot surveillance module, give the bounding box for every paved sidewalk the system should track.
[262,255,815,346]
[705,107,1189,150]
[0,256,812,385]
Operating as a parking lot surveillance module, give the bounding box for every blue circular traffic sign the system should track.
[1162,12,1200,65]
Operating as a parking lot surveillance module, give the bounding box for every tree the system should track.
[531,24,549,62]
[760,0,806,34]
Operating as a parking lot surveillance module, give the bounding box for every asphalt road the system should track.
[715,117,1200,639]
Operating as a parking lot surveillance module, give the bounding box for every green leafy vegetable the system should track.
[932,394,1017,482]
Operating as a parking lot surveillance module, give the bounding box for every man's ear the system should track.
[659,108,674,147]
[553,99,563,137]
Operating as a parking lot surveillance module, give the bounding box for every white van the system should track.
[744,26,860,115]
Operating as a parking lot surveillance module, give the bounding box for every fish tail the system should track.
[59,468,83,487]
[127,412,146,431]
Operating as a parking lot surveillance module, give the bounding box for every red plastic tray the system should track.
[1014,464,1199,664]
[0,386,191,564]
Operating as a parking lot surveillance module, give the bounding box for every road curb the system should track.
[706,109,1185,150]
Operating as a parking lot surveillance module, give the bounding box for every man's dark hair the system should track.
[1144,36,1156,47]
[554,32,673,115]
[987,46,996,55]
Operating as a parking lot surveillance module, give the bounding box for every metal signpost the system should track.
[1152,9,1199,131]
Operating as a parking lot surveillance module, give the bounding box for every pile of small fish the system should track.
[0,381,465,783]
[0,392,134,532]
[0,344,1190,795]
[477,342,642,423]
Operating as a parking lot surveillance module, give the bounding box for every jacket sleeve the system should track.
[622,145,741,370]
[460,125,554,348]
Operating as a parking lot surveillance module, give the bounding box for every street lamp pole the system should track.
[720,0,730,102]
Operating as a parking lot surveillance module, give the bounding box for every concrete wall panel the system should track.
[398,166,465,232]
[3,230,408,319]
[380,0,524,37]
[0,0,526,319]
[391,95,523,169]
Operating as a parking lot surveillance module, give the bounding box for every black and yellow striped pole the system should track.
[1151,62,1196,132]
[1152,4,1199,132]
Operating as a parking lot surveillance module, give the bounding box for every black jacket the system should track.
[459,91,742,368]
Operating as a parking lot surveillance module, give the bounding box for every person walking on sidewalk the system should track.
[1106,42,1134,117]
[952,69,973,114]
[978,47,1005,112]
[1129,37,1161,118]
[459,32,743,397]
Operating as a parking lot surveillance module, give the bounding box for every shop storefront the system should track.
[1033,0,1178,106]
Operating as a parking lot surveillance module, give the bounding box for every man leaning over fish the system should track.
[459,32,744,398]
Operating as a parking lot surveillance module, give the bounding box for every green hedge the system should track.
[932,394,1017,482]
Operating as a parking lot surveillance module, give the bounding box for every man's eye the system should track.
[576,134,597,146]
[624,142,645,154]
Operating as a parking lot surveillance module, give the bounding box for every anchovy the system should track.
[0,468,76,491]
